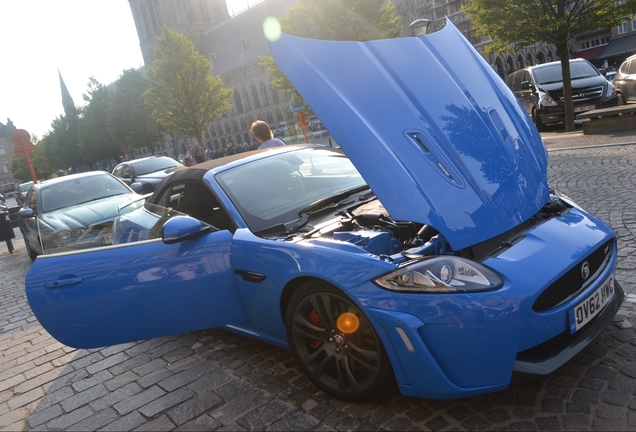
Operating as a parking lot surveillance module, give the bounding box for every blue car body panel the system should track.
[26,230,248,348]
[268,21,549,250]
[24,22,622,400]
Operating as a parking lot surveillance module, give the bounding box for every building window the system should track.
[618,22,628,34]
[1,160,9,174]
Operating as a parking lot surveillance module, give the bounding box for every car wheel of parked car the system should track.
[286,281,395,401]
[617,93,626,106]
[533,110,547,132]
[24,237,38,261]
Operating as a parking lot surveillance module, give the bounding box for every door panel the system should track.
[26,229,246,348]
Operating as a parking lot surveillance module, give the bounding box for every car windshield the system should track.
[20,182,34,192]
[131,157,180,176]
[216,147,366,234]
[41,174,131,212]
[533,62,599,85]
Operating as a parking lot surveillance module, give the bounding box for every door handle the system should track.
[44,277,84,289]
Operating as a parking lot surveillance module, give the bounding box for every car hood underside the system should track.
[268,20,550,250]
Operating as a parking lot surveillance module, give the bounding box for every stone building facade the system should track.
[128,0,329,157]
[129,0,231,66]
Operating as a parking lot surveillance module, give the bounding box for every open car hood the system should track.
[268,20,549,250]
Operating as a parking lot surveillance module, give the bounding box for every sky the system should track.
[0,0,254,141]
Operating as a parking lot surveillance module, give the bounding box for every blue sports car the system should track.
[25,21,622,401]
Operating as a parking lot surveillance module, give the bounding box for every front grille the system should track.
[533,240,613,312]
[558,86,604,103]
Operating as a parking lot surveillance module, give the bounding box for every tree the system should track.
[42,113,84,172]
[78,77,120,163]
[261,0,402,102]
[145,27,233,143]
[108,69,164,156]
[464,0,636,131]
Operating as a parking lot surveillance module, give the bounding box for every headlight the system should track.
[72,228,86,237]
[539,92,558,107]
[374,256,502,293]
[56,230,72,241]
[606,82,616,98]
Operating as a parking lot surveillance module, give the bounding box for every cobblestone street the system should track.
[2,130,636,431]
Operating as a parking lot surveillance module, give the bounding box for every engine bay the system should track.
[296,191,572,264]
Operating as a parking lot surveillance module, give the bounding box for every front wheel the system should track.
[617,93,626,106]
[24,237,38,261]
[533,109,547,132]
[285,281,395,401]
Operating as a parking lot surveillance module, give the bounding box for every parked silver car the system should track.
[15,181,34,206]
[614,53,636,105]
[18,172,141,260]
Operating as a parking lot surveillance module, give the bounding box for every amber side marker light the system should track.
[337,312,360,334]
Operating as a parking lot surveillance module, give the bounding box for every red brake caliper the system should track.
[309,309,323,349]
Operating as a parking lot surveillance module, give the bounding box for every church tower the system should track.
[58,70,77,118]
[128,0,230,66]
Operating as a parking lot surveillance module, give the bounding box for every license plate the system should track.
[574,105,595,112]
[568,274,614,333]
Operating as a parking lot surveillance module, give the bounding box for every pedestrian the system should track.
[251,120,285,149]
[191,140,206,164]
[185,150,195,167]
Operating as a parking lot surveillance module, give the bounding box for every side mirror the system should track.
[162,216,210,244]
[130,182,143,193]
[521,81,531,90]
[122,173,132,179]
[18,208,35,218]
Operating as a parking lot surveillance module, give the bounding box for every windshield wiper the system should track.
[298,185,371,216]
[291,186,373,232]
[253,186,375,237]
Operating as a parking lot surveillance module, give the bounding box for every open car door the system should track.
[25,204,247,349]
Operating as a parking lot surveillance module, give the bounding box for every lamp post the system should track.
[409,19,431,37]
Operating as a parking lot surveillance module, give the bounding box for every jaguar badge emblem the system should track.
[581,261,590,280]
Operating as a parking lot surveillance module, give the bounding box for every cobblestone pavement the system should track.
[2,131,636,431]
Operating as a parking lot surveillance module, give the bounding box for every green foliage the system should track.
[42,112,84,171]
[78,77,120,162]
[278,0,402,41]
[262,0,402,102]
[108,69,164,155]
[145,27,233,142]
[464,0,636,53]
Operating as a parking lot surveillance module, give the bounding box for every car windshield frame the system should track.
[40,174,132,213]
[131,157,180,176]
[215,147,367,234]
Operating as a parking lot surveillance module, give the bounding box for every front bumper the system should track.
[538,97,618,124]
[349,207,619,399]
[514,280,624,376]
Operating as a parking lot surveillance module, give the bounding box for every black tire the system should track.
[285,281,395,401]
[617,93,626,106]
[24,237,38,261]
[533,109,547,132]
